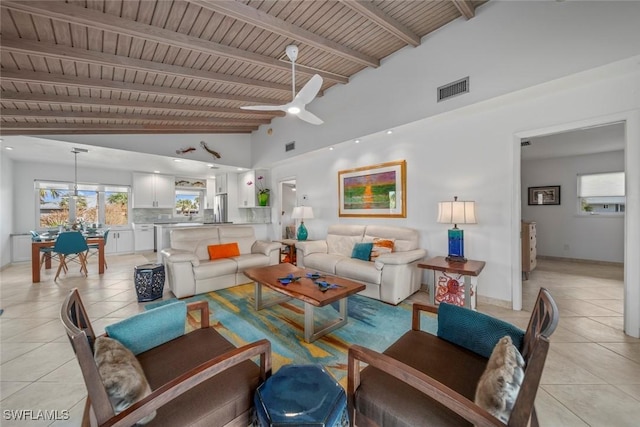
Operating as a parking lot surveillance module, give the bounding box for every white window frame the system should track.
[35,180,131,229]
[577,171,625,216]
[173,189,205,220]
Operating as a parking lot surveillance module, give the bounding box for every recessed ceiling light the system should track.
[207,164,214,167]
[329,147,334,151]
[173,159,182,162]
[5,146,13,150]
[386,130,393,135]
[153,170,160,174]
[354,139,360,144]
[237,167,244,171]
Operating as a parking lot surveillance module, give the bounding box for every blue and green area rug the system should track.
[175,283,437,386]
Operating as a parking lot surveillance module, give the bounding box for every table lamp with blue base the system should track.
[437,196,476,263]
[292,206,314,241]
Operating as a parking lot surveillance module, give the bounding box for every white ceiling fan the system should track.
[241,45,324,125]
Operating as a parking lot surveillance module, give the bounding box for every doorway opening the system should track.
[280,179,297,239]
[517,119,633,335]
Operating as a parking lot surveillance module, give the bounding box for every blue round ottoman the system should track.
[254,364,348,427]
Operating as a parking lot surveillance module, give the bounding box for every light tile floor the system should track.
[1,254,638,426]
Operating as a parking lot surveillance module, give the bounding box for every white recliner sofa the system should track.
[161,226,281,298]
[295,224,427,305]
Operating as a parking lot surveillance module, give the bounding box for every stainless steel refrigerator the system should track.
[214,193,228,223]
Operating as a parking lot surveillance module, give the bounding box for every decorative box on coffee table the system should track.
[254,364,348,427]
[134,263,165,302]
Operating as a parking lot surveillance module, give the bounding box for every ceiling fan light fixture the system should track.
[240,45,323,125]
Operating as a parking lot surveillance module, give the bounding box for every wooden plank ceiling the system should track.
[0,0,485,135]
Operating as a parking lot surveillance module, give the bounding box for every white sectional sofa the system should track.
[161,226,281,298]
[295,224,427,305]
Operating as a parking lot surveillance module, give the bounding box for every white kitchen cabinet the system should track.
[237,169,268,208]
[215,173,229,194]
[132,173,175,208]
[133,224,154,252]
[105,230,134,254]
[205,178,215,209]
[11,235,32,262]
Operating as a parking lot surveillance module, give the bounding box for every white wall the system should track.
[251,1,640,167]
[262,61,639,307]
[12,161,133,234]
[41,133,253,169]
[0,152,14,268]
[249,0,640,337]
[522,151,625,263]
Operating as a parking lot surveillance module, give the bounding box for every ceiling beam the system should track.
[451,0,476,20]
[0,92,286,117]
[1,70,284,105]
[338,1,420,47]
[0,123,255,134]
[1,38,294,94]
[187,0,379,68]
[1,1,348,84]
[0,109,270,125]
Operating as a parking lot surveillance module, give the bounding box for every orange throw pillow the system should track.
[370,238,395,260]
[207,243,240,260]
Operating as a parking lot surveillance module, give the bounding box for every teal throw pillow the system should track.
[437,303,524,359]
[351,242,374,261]
[105,301,186,355]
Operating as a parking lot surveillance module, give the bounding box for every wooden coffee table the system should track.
[244,263,366,343]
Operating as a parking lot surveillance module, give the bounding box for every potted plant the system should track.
[248,176,270,206]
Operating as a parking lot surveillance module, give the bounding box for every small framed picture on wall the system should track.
[528,185,561,205]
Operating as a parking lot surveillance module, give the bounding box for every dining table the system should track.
[31,231,106,283]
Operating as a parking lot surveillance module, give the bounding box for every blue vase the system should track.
[297,222,308,241]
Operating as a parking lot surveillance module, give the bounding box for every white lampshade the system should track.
[437,199,476,225]
[292,206,314,220]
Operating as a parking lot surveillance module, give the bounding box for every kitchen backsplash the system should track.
[133,208,214,223]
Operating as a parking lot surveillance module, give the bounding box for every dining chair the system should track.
[53,231,89,280]
[87,228,109,269]
[30,230,60,270]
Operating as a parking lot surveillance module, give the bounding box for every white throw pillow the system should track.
[94,337,156,424]
[474,335,525,423]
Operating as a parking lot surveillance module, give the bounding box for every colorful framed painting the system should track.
[528,185,561,205]
[338,160,406,218]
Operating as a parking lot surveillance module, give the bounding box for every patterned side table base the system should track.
[134,263,165,302]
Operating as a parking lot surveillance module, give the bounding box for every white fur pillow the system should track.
[474,335,525,423]
[94,336,156,424]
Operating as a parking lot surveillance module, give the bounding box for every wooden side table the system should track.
[276,239,299,265]
[418,256,486,310]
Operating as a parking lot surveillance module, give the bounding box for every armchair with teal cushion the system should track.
[348,288,559,427]
[53,231,89,280]
[61,288,271,426]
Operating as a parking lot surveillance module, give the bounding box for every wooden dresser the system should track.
[522,221,537,280]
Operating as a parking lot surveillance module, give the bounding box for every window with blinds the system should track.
[577,172,625,214]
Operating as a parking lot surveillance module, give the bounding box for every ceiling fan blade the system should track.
[295,74,323,105]
[240,105,286,111]
[297,108,324,125]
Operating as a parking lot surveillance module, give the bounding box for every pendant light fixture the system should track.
[71,148,88,198]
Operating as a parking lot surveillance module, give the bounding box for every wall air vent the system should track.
[285,141,295,152]
[437,77,469,102]
[521,140,531,147]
